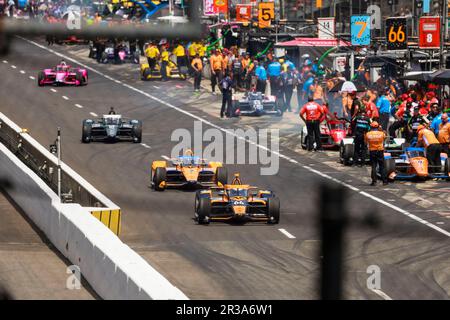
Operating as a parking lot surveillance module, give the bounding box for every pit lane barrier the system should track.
[0,112,121,234]
[0,113,187,299]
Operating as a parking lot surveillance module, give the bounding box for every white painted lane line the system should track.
[29,76,35,80]
[153,85,160,89]
[161,155,171,161]
[50,88,57,93]
[359,191,450,237]
[140,143,151,149]
[75,104,83,109]
[62,95,69,100]
[370,289,393,300]
[20,70,25,74]
[11,65,17,69]
[278,229,296,239]
[22,36,450,242]
[90,112,98,117]
[2,60,7,63]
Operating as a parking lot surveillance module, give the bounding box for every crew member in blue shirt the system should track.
[268,59,281,98]
[376,88,392,131]
[255,61,267,94]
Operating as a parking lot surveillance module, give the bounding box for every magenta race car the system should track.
[38,63,88,86]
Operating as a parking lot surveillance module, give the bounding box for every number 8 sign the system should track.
[419,16,441,49]
[351,16,371,46]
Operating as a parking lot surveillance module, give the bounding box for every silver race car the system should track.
[232,92,283,117]
[81,114,142,143]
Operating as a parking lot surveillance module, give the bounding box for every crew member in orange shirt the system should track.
[221,49,229,75]
[417,124,442,173]
[210,49,223,95]
[438,114,450,156]
[300,96,325,152]
[365,121,388,186]
[191,53,203,92]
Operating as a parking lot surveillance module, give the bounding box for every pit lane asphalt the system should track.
[1,37,450,299]
[0,189,95,299]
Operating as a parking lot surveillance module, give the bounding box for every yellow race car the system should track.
[194,173,280,225]
[140,60,187,81]
[151,150,227,191]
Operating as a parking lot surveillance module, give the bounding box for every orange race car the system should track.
[151,150,227,191]
[384,147,450,181]
[194,173,280,225]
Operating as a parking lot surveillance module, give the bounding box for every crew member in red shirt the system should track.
[362,95,379,120]
[300,95,325,151]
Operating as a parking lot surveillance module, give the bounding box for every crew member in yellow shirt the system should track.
[173,42,186,69]
[144,42,160,72]
[198,41,207,58]
[187,41,199,75]
[160,46,170,81]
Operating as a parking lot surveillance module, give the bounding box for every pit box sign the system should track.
[386,17,407,50]
[203,0,228,16]
[258,2,275,29]
[419,16,441,49]
[351,15,371,46]
[318,17,335,40]
[203,0,215,16]
[214,0,228,15]
[236,4,252,22]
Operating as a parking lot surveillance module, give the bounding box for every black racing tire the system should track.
[216,167,228,186]
[342,144,354,166]
[133,52,140,64]
[385,158,396,177]
[76,72,83,86]
[231,101,239,117]
[101,52,108,63]
[301,133,308,150]
[81,121,91,143]
[153,167,166,191]
[339,143,344,163]
[267,197,280,224]
[444,158,450,176]
[142,68,152,81]
[196,196,211,225]
[82,70,88,85]
[132,121,142,143]
[275,104,284,117]
[38,71,45,86]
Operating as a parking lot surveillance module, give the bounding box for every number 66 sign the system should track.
[419,16,441,49]
[351,16,371,46]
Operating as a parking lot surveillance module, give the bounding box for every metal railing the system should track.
[0,119,104,207]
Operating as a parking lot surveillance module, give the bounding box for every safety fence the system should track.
[0,141,187,299]
[0,112,121,235]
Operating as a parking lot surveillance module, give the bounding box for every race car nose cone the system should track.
[106,125,118,138]
[55,73,65,82]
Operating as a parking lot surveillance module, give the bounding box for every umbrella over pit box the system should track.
[328,80,367,93]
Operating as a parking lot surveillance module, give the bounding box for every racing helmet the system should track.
[301,54,310,60]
